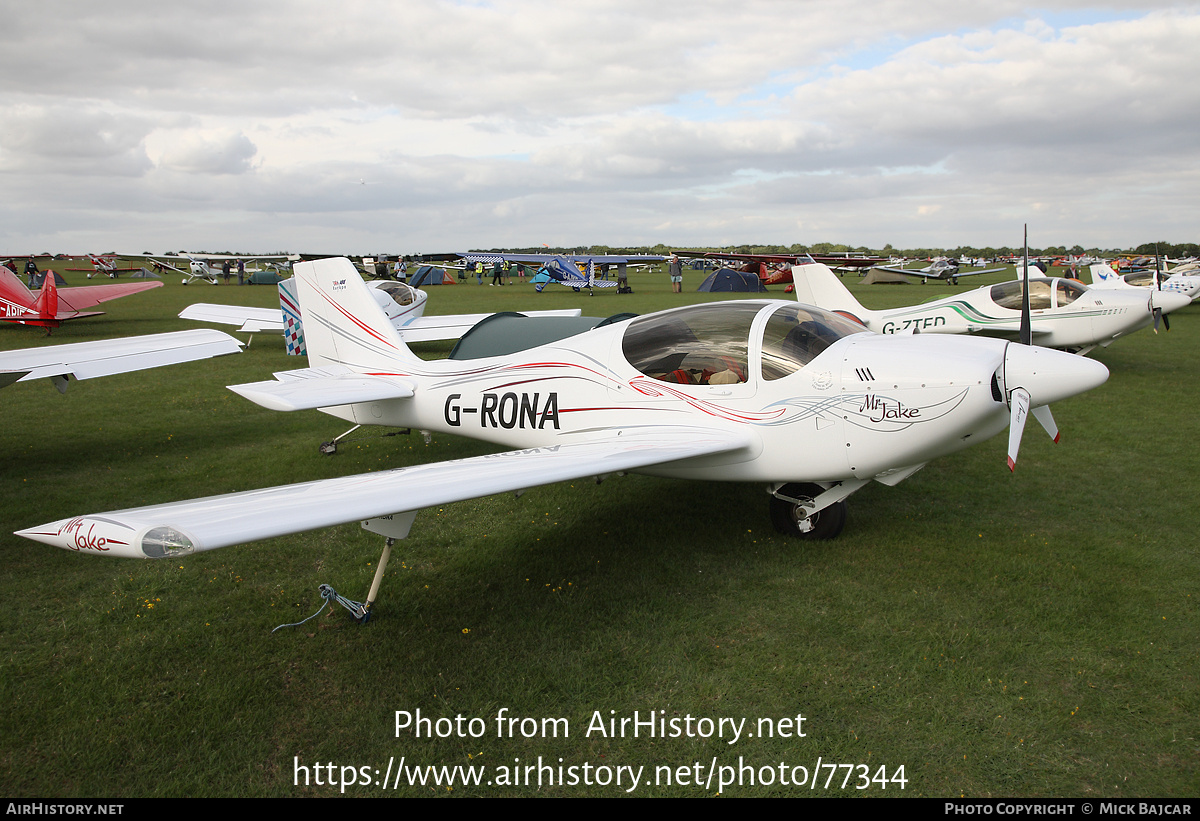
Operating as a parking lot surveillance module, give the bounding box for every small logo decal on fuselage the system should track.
[859,393,921,423]
[60,518,110,552]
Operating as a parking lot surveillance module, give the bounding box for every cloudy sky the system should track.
[2,1,1197,255]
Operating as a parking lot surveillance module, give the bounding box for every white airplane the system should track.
[17,257,1109,621]
[0,329,242,393]
[180,277,584,350]
[144,253,296,285]
[869,256,1009,285]
[1085,262,1200,304]
[791,262,1190,355]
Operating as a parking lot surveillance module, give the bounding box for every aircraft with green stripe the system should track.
[791,263,1189,355]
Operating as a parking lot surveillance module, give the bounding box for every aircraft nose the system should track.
[1003,344,1109,407]
[1151,289,1191,315]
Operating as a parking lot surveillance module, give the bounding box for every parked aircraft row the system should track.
[77,252,297,285]
[11,228,1195,624]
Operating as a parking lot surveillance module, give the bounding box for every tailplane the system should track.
[293,258,420,369]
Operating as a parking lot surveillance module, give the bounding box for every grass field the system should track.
[1,260,1196,797]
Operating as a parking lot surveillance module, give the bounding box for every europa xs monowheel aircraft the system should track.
[18,258,1109,621]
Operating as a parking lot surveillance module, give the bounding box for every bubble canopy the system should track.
[620,301,869,386]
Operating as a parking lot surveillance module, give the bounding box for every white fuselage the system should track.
[862,277,1186,350]
[315,300,1091,484]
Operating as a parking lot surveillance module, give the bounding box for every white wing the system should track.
[16,427,753,557]
[0,330,243,389]
[181,302,581,342]
[179,303,285,333]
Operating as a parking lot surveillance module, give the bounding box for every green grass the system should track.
[0,261,1196,797]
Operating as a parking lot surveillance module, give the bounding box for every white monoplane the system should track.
[149,253,296,285]
[791,262,1189,355]
[868,256,1009,285]
[17,258,1108,621]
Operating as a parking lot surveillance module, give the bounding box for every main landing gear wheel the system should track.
[769,483,846,540]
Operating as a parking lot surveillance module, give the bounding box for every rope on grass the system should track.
[272,584,368,632]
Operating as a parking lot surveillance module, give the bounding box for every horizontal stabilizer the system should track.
[228,365,415,411]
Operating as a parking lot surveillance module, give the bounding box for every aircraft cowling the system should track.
[1000,342,1109,409]
[833,335,1103,480]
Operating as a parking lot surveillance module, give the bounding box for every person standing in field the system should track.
[668,255,683,294]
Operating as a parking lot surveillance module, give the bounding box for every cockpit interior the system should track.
[621,302,868,386]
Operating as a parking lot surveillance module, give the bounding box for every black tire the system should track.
[769,483,847,540]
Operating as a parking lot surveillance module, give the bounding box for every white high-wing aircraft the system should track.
[0,330,242,392]
[1085,263,1200,304]
[791,262,1190,355]
[146,254,296,285]
[17,258,1109,620]
[869,256,1008,285]
[180,277,584,348]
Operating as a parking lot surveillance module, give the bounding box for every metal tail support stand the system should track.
[319,424,362,455]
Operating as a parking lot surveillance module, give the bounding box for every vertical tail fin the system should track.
[278,277,306,356]
[1086,263,1121,287]
[293,258,420,369]
[33,270,58,319]
[790,262,873,324]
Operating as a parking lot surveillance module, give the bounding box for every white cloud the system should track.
[155,131,259,175]
[0,104,153,176]
[1,2,1197,252]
